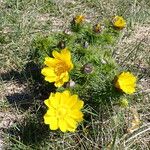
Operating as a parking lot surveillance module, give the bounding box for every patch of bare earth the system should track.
[114,24,150,148]
[0,80,29,149]
[116,24,150,67]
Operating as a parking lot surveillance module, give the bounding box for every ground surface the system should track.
[0,0,150,149]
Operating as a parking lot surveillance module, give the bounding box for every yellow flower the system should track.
[115,72,137,94]
[112,16,126,29]
[43,90,84,132]
[74,15,85,24]
[41,48,73,87]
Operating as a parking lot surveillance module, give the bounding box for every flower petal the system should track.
[62,90,71,97]
[46,108,56,116]
[59,90,71,105]
[41,67,56,82]
[62,72,69,82]
[72,99,84,110]
[49,92,61,108]
[65,117,77,129]
[58,119,68,132]
[44,57,58,67]
[69,110,84,122]
[49,118,58,130]
[44,114,58,130]
[44,99,50,107]
[61,48,74,70]
[54,79,64,87]
[61,48,71,60]
[52,50,61,59]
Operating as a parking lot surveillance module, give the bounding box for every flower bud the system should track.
[83,41,89,48]
[93,23,102,33]
[65,80,75,88]
[58,41,66,49]
[82,63,93,74]
[119,98,129,108]
[63,29,72,35]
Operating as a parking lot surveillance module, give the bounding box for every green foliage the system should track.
[31,18,124,106]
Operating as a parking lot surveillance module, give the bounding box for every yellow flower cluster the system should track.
[115,72,137,94]
[112,16,126,29]
[41,15,138,133]
[41,48,73,87]
[44,90,84,132]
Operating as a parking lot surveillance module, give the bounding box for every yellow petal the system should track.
[52,49,73,71]
[41,67,56,82]
[54,79,64,87]
[58,72,66,79]
[44,93,56,108]
[72,100,84,110]
[58,119,68,132]
[44,113,51,124]
[62,90,71,97]
[46,108,56,116]
[44,99,50,107]
[65,117,77,129]
[59,90,71,105]
[61,48,71,60]
[44,57,58,67]
[52,50,61,59]
[68,95,78,108]
[49,92,61,108]
[44,115,58,130]
[45,76,56,82]
[49,118,58,130]
[123,86,135,94]
[59,94,77,108]
[54,73,69,87]
[69,110,84,122]
[62,72,69,82]
[61,49,74,70]
[67,127,76,132]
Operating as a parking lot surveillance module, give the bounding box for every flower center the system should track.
[57,107,67,118]
[55,62,68,75]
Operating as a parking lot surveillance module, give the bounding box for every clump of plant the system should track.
[32,15,137,132]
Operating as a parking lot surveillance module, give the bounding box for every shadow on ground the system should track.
[0,46,57,148]
[1,61,56,110]
[5,114,61,149]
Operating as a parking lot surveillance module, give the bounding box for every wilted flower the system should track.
[112,16,126,29]
[41,48,73,87]
[115,72,137,94]
[44,90,84,132]
[74,15,85,24]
